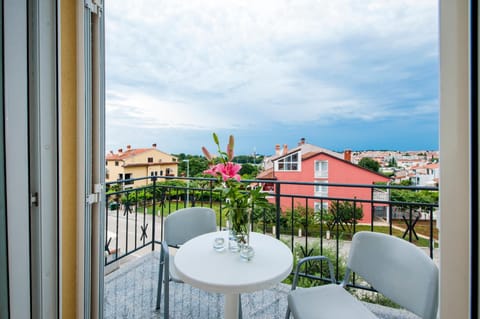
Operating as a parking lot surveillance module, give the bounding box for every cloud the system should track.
[106,89,239,129]
[105,0,438,152]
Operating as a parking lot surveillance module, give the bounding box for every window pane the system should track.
[315,160,328,177]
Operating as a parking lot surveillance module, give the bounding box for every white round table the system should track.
[174,231,293,319]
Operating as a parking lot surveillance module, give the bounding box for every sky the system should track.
[105,0,439,156]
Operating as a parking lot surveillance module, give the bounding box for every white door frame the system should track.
[4,0,59,318]
[4,1,32,318]
[28,0,59,317]
[78,1,106,318]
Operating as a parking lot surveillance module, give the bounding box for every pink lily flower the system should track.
[218,162,241,181]
[203,164,219,176]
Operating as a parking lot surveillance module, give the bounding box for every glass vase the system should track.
[227,208,250,253]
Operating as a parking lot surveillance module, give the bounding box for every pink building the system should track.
[258,139,391,224]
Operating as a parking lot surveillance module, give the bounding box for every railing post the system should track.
[104,191,109,265]
[388,203,393,235]
[353,197,357,234]
[151,176,157,251]
[275,183,281,240]
[370,187,374,231]
[430,206,434,258]
[408,206,413,242]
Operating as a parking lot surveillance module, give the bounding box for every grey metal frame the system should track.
[286,231,439,319]
[155,207,217,318]
[285,256,336,319]
[82,1,106,318]
[0,2,8,317]
[28,0,59,317]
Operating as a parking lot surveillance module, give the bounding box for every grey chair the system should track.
[155,207,217,318]
[286,231,439,319]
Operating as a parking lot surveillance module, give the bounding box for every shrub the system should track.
[283,241,347,288]
[324,201,363,234]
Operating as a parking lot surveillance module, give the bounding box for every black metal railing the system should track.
[104,176,439,290]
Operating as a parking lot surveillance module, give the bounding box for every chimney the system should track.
[298,137,306,146]
[109,150,113,154]
[283,144,288,155]
[275,144,281,156]
[118,148,123,154]
[344,149,352,162]
[152,143,157,148]
[126,145,131,150]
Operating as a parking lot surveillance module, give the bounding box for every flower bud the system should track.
[202,146,213,161]
[213,132,220,146]
[227,135,235,161]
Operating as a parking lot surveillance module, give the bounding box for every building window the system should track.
[155,171,158,176]
[315,180,328,197]
[160,170,164,176]
[147,157,153,163]
[105,160,108,166]
[115,161,119,166]
[314,201,328,213]
[276,152,300,171]
[150,172,154,176]
[125,173,133,185]
[118,173,123,180]
[315,160,328,178]
[166,168,171,175]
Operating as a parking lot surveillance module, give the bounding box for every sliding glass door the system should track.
[0,1,9,317]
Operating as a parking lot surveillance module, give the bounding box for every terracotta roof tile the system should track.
[106,148,152,160]
[256,168,276,180]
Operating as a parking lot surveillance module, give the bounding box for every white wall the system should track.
[439,0,470,318]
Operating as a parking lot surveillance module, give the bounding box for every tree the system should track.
[387,157,397,167]
[233,154,265,164]
[324,201,363,233]
[358,157,380,172]
[176,155,209,177]
[399,180,412,186]
[239,163,259,178]
[282,204,318,232]
[390,188,438,208]
[388,182,439,220]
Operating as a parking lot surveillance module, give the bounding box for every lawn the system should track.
[392,219,439,241]
[124,202,437,248]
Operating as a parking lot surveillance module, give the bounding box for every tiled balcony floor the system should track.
[104,251,421,319]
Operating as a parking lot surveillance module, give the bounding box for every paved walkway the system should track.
[104,251,421,319]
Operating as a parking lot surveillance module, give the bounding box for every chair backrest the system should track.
[346,231,438,319]
[164,207,217,247]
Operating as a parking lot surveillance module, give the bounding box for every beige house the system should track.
[106,144,178,188]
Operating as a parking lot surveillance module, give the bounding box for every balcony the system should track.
[104,176,438,318]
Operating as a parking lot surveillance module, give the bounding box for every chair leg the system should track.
[156,249,165,310]
[285,307,291,319]
[163,255,170,319]
[238,294,242,319]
